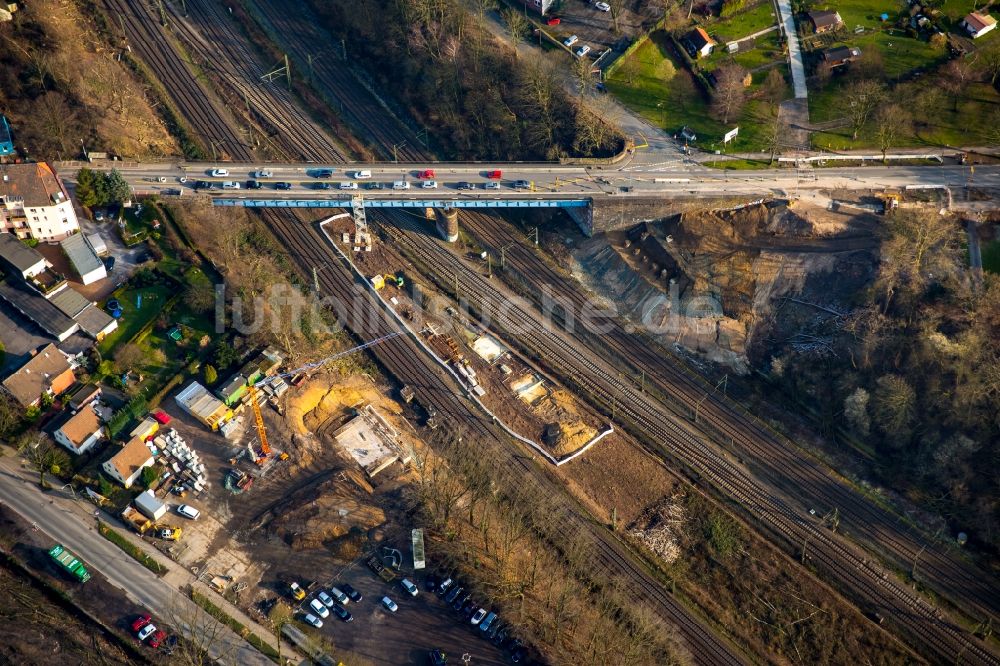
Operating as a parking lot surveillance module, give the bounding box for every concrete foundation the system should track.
[571,195,775,235]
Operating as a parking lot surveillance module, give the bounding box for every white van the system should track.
[177,504,201,520]
[339,181,359,190]
[329,587,350,604]
[209,168,229,177]
[392,181,410,190]
[353,170,372,179]
[221,181,241,190]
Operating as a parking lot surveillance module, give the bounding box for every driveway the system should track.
[775,0,808,99]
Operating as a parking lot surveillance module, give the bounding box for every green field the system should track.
[708,1,780,43]
[607,31,783,151]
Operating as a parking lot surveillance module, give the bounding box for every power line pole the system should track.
[285,54,291,91]
[244,91,253,148]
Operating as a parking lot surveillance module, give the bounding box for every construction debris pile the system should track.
[156,429,210,496]
[628,496,686,565]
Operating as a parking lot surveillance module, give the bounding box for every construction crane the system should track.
[246,331,404,466]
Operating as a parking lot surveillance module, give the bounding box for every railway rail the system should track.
[89,2,747,662]
[458,210,1000,625]
[371,208,1000,666]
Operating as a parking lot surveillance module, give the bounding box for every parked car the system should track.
[382,596,398,612]
[429,649,447,666]
[303,613,323,628]
[339,181,359,190]
[417,169,435,179]
[594,1,611,11]
[252,169,272,178]
[479,611,498,633]
[401,579,419,596]
[314,182,331,190]
[470,608,488,625]
[274,181,292,190]
[309,598,329,618]
[209,168,228,177]
[316,591,335,607]
[421,180,439,189]
[483,181,501,190]
[453,593,471,612]
[456,181,474,190]
[445,585,464,604]
[331,604,353,622]
[148,630,167,648]
[176,505,200,520]
[341,583,363,602]
[329,587,350,605]
[313,169,334,178]
[94,210,106,221]
[460,599,477,618]
[563,35,579,47]
[575,45,592,58]
[137,623,157,641]
[437,577,454,596]
[131,614,151,633]
[103,256,116,273]
[513,179,531,189]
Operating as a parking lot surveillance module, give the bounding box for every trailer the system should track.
[48,544,92,582]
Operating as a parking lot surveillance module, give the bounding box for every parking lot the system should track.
[544,0,658,56]
[294,570,510,665]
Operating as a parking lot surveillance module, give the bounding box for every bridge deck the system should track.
[213,198,590,208]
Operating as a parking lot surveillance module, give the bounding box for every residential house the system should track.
[962,12,996,38]
[0,232,47,279]
[0,162,81,243]
[101,435,155,488]
[685,27,716,58]
[53,405,104,455]
[176,381,233,431]
[519,0,556,15]
[60,232,107,285]
[822,45,862,67]
[808,9,844,33]
[1,343,75,407]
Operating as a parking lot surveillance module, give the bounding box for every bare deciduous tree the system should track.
[501,7,530,56]
[844,79,885,140]
[873,103,911,162]
[711,64,748,124]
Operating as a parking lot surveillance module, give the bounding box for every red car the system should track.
[486,170,502,179]
[131,614,151,633]
[148,629,168,648]
[417,169,435,179]
[545,17,561,25]
[152,410,171,425]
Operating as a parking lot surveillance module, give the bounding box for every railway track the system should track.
[372,208,1000,666]
[458,210,1000,625]
[242,0,428,161]
[92,3,749,662]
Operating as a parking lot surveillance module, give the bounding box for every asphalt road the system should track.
[55,160,1000,202]
[0,457,275,666]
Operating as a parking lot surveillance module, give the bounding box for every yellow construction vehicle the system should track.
[247,384,271,465]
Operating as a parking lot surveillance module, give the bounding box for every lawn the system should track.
[607,30,784,151]
[707,1,780,43]
[97,283,172,355]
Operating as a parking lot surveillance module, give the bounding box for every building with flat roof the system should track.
[60,233,106,285]
[0,232,47,279]
[0,280,80,341]
[48,288,117,340]
[176,381,232,431]
[53,404,104,455]
[1,343,75,407]
[0,162,80,242]
[101,436,155,488]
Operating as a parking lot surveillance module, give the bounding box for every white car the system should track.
[575,45,592,58]
[303,613,323,628]
[421,180,439,189]
[381,596,398,612]
[178,177,188,184]
[470,608,488,625]
[253,170,273,178]
[595,1,611,11]
[309,598,329,618]
[563,35,578,47]
[392,181,411,190]
[353,170,372,179]
[176,504,200,520]
[316,591,335,607]
[483,181,501,190]
[137,623,157,640]
[339,181,359,190]
[401,579,419,596]
[209,168,228,177]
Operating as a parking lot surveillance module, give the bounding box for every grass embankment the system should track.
[97,522,167,575]
[189,590,280,662]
